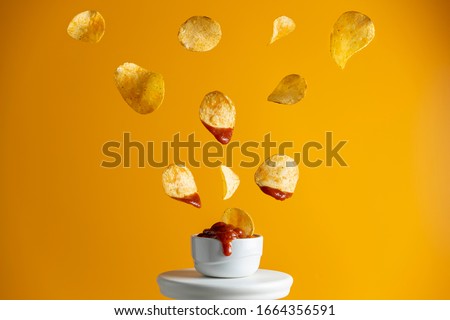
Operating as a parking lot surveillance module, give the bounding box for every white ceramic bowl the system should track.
[191,234,263,278]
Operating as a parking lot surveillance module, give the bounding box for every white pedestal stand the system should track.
[157,268,293,300]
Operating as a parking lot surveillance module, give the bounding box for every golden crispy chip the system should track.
[162,164,201,208]
[268,74,307,105]
[199,91,236,144]
[114,62,165,114]
[67,10,105,43]
[221,208,254,237]
[270,16,296,44]
[220,165,240,200]
[254,154,299,201]
[178,16,222,52]
[330,11,375,69]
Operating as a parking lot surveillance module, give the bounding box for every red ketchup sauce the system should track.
[173,193,201,208]
[201,121,233,145]
[259,186,293,201]
[197,222,248,256]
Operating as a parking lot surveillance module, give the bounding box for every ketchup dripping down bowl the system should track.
[191,234,263,278]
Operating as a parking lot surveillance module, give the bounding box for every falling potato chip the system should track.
[178,16,222,52]
[114,62,165,114]
[220,165,240,200]
[268,74,307,105]
[254,154,299,201]
[162,164,201,208]
[199,91,236,144]
[330,11,375,69]
[221,208,254,237]
[270,16,296,44]
[67,10,105,43]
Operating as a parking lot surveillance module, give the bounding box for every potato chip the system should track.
[221,208,254,237]
[67,10,105,43]
[254,154,299,201]
[162,164,201,208]
[267,74,307,105]
[270,16,296,44]
[199,91,236,144]
[220,165,240,200]
[330,11,375,69]
[178,16,222,52]
[114,62,165,114]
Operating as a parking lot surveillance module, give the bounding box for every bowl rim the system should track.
[191,233,262,239]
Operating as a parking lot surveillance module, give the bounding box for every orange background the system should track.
[1,0,449,299]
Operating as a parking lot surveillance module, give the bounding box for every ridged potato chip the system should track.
[178,16,222,52]
[67,10,105,43]
[220,165,240,200]
[114,62,165,114]
[162,164,201,208]
[330,11,375,69]
[270,16,296,44]
[199,91,236,144]
[221,208,254,237]
[254,154,299,201]
[268,74,307,105]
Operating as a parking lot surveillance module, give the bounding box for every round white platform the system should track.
[157,268,293,300]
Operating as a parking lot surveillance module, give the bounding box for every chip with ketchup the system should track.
[199,91,236,144]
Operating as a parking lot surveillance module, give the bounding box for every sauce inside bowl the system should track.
[197,222,249,256]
